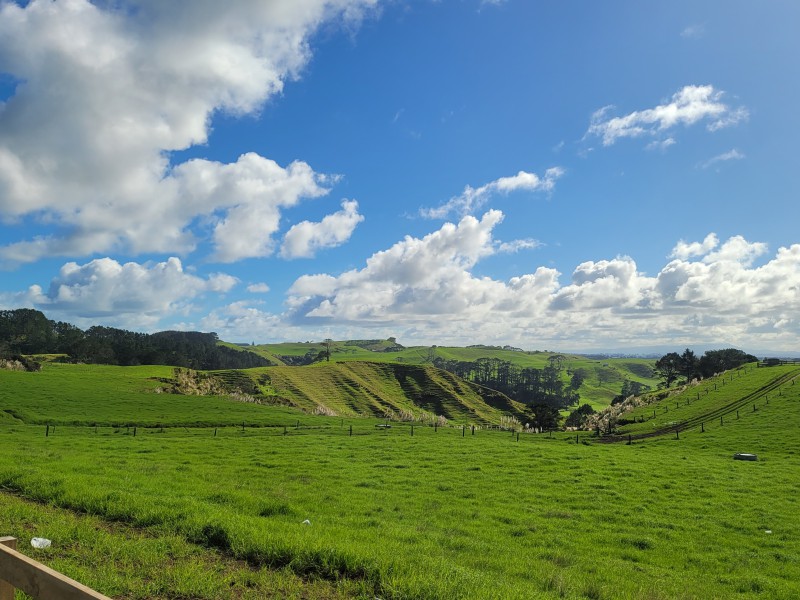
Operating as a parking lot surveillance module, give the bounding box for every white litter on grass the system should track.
[301,519,311,525]
[31,537,51,549]
[765,530,773,534]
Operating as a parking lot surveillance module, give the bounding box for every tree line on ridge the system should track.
[0,308,270,370]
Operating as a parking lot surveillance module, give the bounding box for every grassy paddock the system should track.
[1,363,798,598]
[0,490,361,599]
[2,409,800,598]
[0,363,341,427]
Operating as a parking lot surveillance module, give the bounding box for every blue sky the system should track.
[1,0,799,352]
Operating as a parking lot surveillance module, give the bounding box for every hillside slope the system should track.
[220,361,529,424]
[248,339,659,408]
[593,363,800,440]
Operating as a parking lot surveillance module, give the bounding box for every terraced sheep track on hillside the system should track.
[600,368,800,442]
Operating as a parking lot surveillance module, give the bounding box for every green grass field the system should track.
[2,363,800,599]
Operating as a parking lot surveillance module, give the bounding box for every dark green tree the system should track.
[565,404,595,428]
[680,348,697,382]
[569,368,588,390]
[528,404,561,430]
[655,352,682,388]
[612,379,650,404]
[697,348,757,378]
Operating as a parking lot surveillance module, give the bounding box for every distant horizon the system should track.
[8,305,797,361]
[1,1,798,352]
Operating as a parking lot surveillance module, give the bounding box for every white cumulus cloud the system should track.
[587,85,748,147]
[670,233,720,260]
[25,257,237,328]
[280,199,365,259]
[0,0,377,266]
[246,283,271,293]
[280,223,800,350]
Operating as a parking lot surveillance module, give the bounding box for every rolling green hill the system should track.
[599,363,800,441]
[245,339,659,409]
[237,361,529,424]
[0,361,527,427]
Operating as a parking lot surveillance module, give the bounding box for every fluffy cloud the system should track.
[246,283,271,293]
[0,0,376,265]
[420,168,564,219]
[281,220,800,350]
[287,210,558,323]
[200,301,287,341]
[587,85,748,146]
[280,199,365,258]
[10,223,796,350]
[670,233,719,260]
[25,257,237,328]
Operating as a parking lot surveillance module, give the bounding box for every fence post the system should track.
[462,425,465,437]
[0,536,16,600]
[45,425,49,437]
[349,425,352,437]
